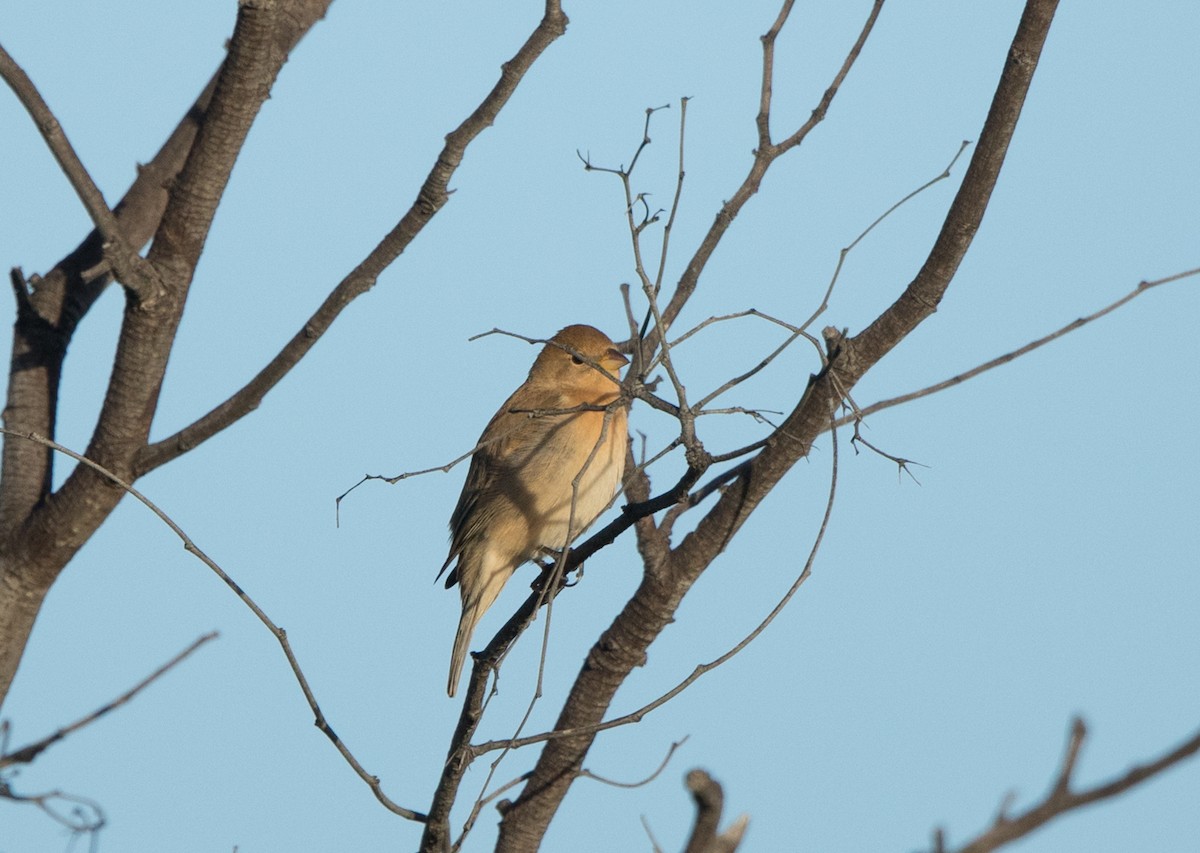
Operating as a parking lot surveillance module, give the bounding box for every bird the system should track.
[438,324,630,697]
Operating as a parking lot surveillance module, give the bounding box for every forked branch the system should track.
[137,0,570,475]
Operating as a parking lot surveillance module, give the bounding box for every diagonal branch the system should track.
[949,718,1200,853]
[0,632,216,769]
[136,0,570,475]
[21,0,287,573]
[835,266,1200,427]
[0,42,126,268]
[657,0,886,338]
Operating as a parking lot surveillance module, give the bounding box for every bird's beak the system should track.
[603,348,630,372]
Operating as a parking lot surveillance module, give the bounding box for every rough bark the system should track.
[0,0,331,710]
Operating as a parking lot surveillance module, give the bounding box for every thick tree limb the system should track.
[682,770,748,853]
[0,0,327,712]
[0,0,329,549]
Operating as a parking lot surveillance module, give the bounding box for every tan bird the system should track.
[438,324,629,697]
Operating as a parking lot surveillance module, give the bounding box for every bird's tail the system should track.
[447,601,483,698]
[447,560,513,697]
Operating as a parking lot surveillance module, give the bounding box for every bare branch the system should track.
[642,815,666,853]
[0,781,105,837]
[451,771,531,853]
[949,719,1200,853]
[0,632,216,770]
[0,633,215,845]
[837,266,1200,427]
[137,1,570,475]
[579,738,688,789]
[0,41,156,296]
[798,140,971,333]
[659,0,886,336]
[0,429,424,822]
[650,97,690,297]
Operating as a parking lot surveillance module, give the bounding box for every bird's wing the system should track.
[437,385,565,588]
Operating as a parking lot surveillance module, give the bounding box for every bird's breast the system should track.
[514,408,627,550]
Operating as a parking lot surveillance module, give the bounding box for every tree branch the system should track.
[0,41,134,283]
[682,770,748,853]
[0,0,331,711]
[0,429,425,822]
[658,0,885,337]
[949,718,1200,853]
[0,632,216,769]
[136,0,570,475]
[835,266,1200,428]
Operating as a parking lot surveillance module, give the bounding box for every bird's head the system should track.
[528,324,628,403]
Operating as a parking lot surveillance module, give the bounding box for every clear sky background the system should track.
[2,2,1198,852]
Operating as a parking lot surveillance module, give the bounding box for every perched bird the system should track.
[438,324,629,697]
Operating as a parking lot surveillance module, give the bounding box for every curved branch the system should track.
[0,428,424,822]
[683,770,748,853]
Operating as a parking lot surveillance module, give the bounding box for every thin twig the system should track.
[837,267,1200,428]
[651,97,690,297]
[798,140,971,333]
[0,783,106,836]
[452,772,531,852]
[0,429,424,822]
[0,633,217,769]
[642,814,666,853]
[579,737,688,789]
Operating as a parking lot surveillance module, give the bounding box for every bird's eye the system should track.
[571,354,584,365]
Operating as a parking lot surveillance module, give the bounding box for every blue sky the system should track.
[2,2,1198,852]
